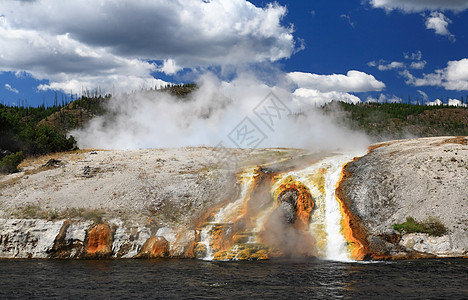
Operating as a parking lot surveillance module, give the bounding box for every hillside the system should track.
[1,85,467,173]
[323,101,468,140]
[0,85,197,173]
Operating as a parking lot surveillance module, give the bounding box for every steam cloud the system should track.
[71,72,370,152]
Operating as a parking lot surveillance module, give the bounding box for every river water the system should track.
[0,259,466,299]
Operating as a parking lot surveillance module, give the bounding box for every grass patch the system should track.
[79,208,105,224]
[393,216,447,237]
[11,205,105,223]
[13,204,43,219]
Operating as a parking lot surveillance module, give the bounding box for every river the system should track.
[0,259,466,299]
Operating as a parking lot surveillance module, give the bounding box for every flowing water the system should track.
[0,259,466,299]
[196,154,361,261]
[1,154,466,298]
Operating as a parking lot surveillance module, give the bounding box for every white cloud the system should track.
[0,0,297,92]
[366,94,401,103]
[425,12,455,41]
[417,89,428,101]
[404,58,468,90]
[369,59,425,71]
[340,14,356,27]
[377,61,405,71]
[448,99,466,106]
[426,99,443,106]
[410,61,427,69]
[287,70,385,93]
[369,0,468,12]
[370,51,426,75]
[4,83,19,93]
[445,58,468,89]
[292,88,361,107]
[157,59,183,75]
[1,0,296,66]
[369,1,466,37]
[404,51,423,60]
[287,70,385,107]
[0,25,162,93]
[427,98,467,106]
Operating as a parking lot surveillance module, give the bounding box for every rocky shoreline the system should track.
[0,137,467,260]
[0,147,304,259]
[338,136,468,259]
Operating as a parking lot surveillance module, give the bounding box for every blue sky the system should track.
[1,0,468,107]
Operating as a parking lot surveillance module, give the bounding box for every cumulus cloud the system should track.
[410,61,427,69]
[427,98,466,106]
[427,99,443,106]
[369,1,465,37]
[286,70,385,108]
[404,51,422,60]
[369,0,468,12]
[366,94,401,103]
[368,61,405,71]
[404,58,468,90]
[425,12,455,41]
[0,25,165,92]
[292,88,361,107]
[0,0,297,93]
[370,51,427,76]
[4,83,19,93]
[156,59,183,76]
[287,70,385,93]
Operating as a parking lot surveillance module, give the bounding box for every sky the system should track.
[1,0,468,107]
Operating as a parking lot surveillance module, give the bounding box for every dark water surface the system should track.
[0,259,466,299]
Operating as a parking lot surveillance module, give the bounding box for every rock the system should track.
[400,233,458,256]
[170,230,197,258]
[277,202,296,224]
[135,236,169,258]
[43,159,62,168]
[2,141,465,260]
[82,165,100,178]
[84,223,114,258]
[49,221,91,258]
[111,221,152,258]
[0,219,63,258]
[339,136,468,259]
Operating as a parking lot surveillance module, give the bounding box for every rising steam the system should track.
[71,72,370,152]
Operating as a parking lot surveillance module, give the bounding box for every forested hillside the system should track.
[1,84,467,173]
[0,85,194,173]
[322,101,468,140]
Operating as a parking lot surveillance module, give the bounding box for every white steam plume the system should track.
[71,72,370,152]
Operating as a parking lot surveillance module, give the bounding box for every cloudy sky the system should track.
[1,0,468,106]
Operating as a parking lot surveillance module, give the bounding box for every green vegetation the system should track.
[13,204,43,219]
[0,84,199,174]
[161,83,197,98]
[0,95,112,174]
[0,103,80,173]
[0,151,24,173]
[322,101,468,139]
[393,216,448,236]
